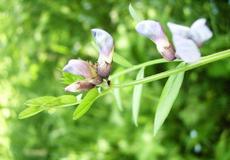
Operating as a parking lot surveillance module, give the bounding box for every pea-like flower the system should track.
[91,29,114,78]
[136,20,176,61]
[63,29,114,92]
[167,18,213,63]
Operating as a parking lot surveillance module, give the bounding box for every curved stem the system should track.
[112,49,230,88]
[110,58,180,80]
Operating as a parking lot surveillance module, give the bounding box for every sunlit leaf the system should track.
[113,79,123,111]
[113,53,132,67]
[73,88,110,120]
[132,67,145,126]
[51,95,78,109]
[153,63,185,136]
[19,95,78,119]
[73,88,99,120]
[18,106,44,119]
[128,3,142,22]
[24,96,56,107]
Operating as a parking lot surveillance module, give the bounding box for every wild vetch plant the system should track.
[19,4,230,135]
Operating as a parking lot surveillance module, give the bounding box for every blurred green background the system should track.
[0,0,230,159]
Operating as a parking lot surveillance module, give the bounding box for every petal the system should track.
[136,20,167,42]
[173,35,201,63]
[167,22,190,38]
[136,20,176,60]
[63,59,96,79]
[189,18,213,46]
[65,81,95,92]
[91,28,114,64]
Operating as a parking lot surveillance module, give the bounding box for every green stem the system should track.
[110,58,180,80]
[112,49,230,88]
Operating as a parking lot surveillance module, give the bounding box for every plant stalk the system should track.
[112,49,230,88]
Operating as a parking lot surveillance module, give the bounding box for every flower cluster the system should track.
[63,29,114,92]
[136,18,213,63]
[63,18,213,92]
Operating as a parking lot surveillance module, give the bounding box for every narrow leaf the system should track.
[132,67,145,126]
[153,63,185,136]
[113,79,123,111]
[113,53,132,67]
[128,3,142,22]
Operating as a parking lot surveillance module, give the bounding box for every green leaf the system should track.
[24,96,56,107]
[128,3,142,22]
[51,95,78,109]
[73,88,98,120]
[132,67,145,126]
[73,88,111,120]
[153,63,185,136]
[61,72,83,85]
[113,79,123,111]
[113,53,132,67]
[19,95,78,119]
[18,106,44,119]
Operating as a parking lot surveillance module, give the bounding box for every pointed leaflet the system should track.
[19,95,78,119]
[153,63,185,136]
[132,67,145,126]
[129,3,142,22]
[113,53,132,68]
[113,79,123,111]
[73,88,110,120]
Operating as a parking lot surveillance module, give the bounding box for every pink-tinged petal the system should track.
[189,18,213,46]
[173,36,201,63]
[65,81,95,92]
[91,28,114,64]
[63,59,96,78]
[167,22,190,38]
[136,20,176,60]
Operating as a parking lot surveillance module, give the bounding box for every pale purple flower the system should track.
[167,18,213,63]
[91,28,114,78]
[136,20,175,60]
[63,29,114,92]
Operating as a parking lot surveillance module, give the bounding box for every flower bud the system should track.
[65,81,95,92]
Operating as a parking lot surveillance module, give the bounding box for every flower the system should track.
[91,28,114,78]
[136,20,176,61]
[63,29,114,92]
[167,18,213,63]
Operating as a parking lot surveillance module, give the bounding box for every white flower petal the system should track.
[167,22,190,38]
[63,59,95,78]
[190,18,213,46]
[91,28,114,64]
[173,36,201,63]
